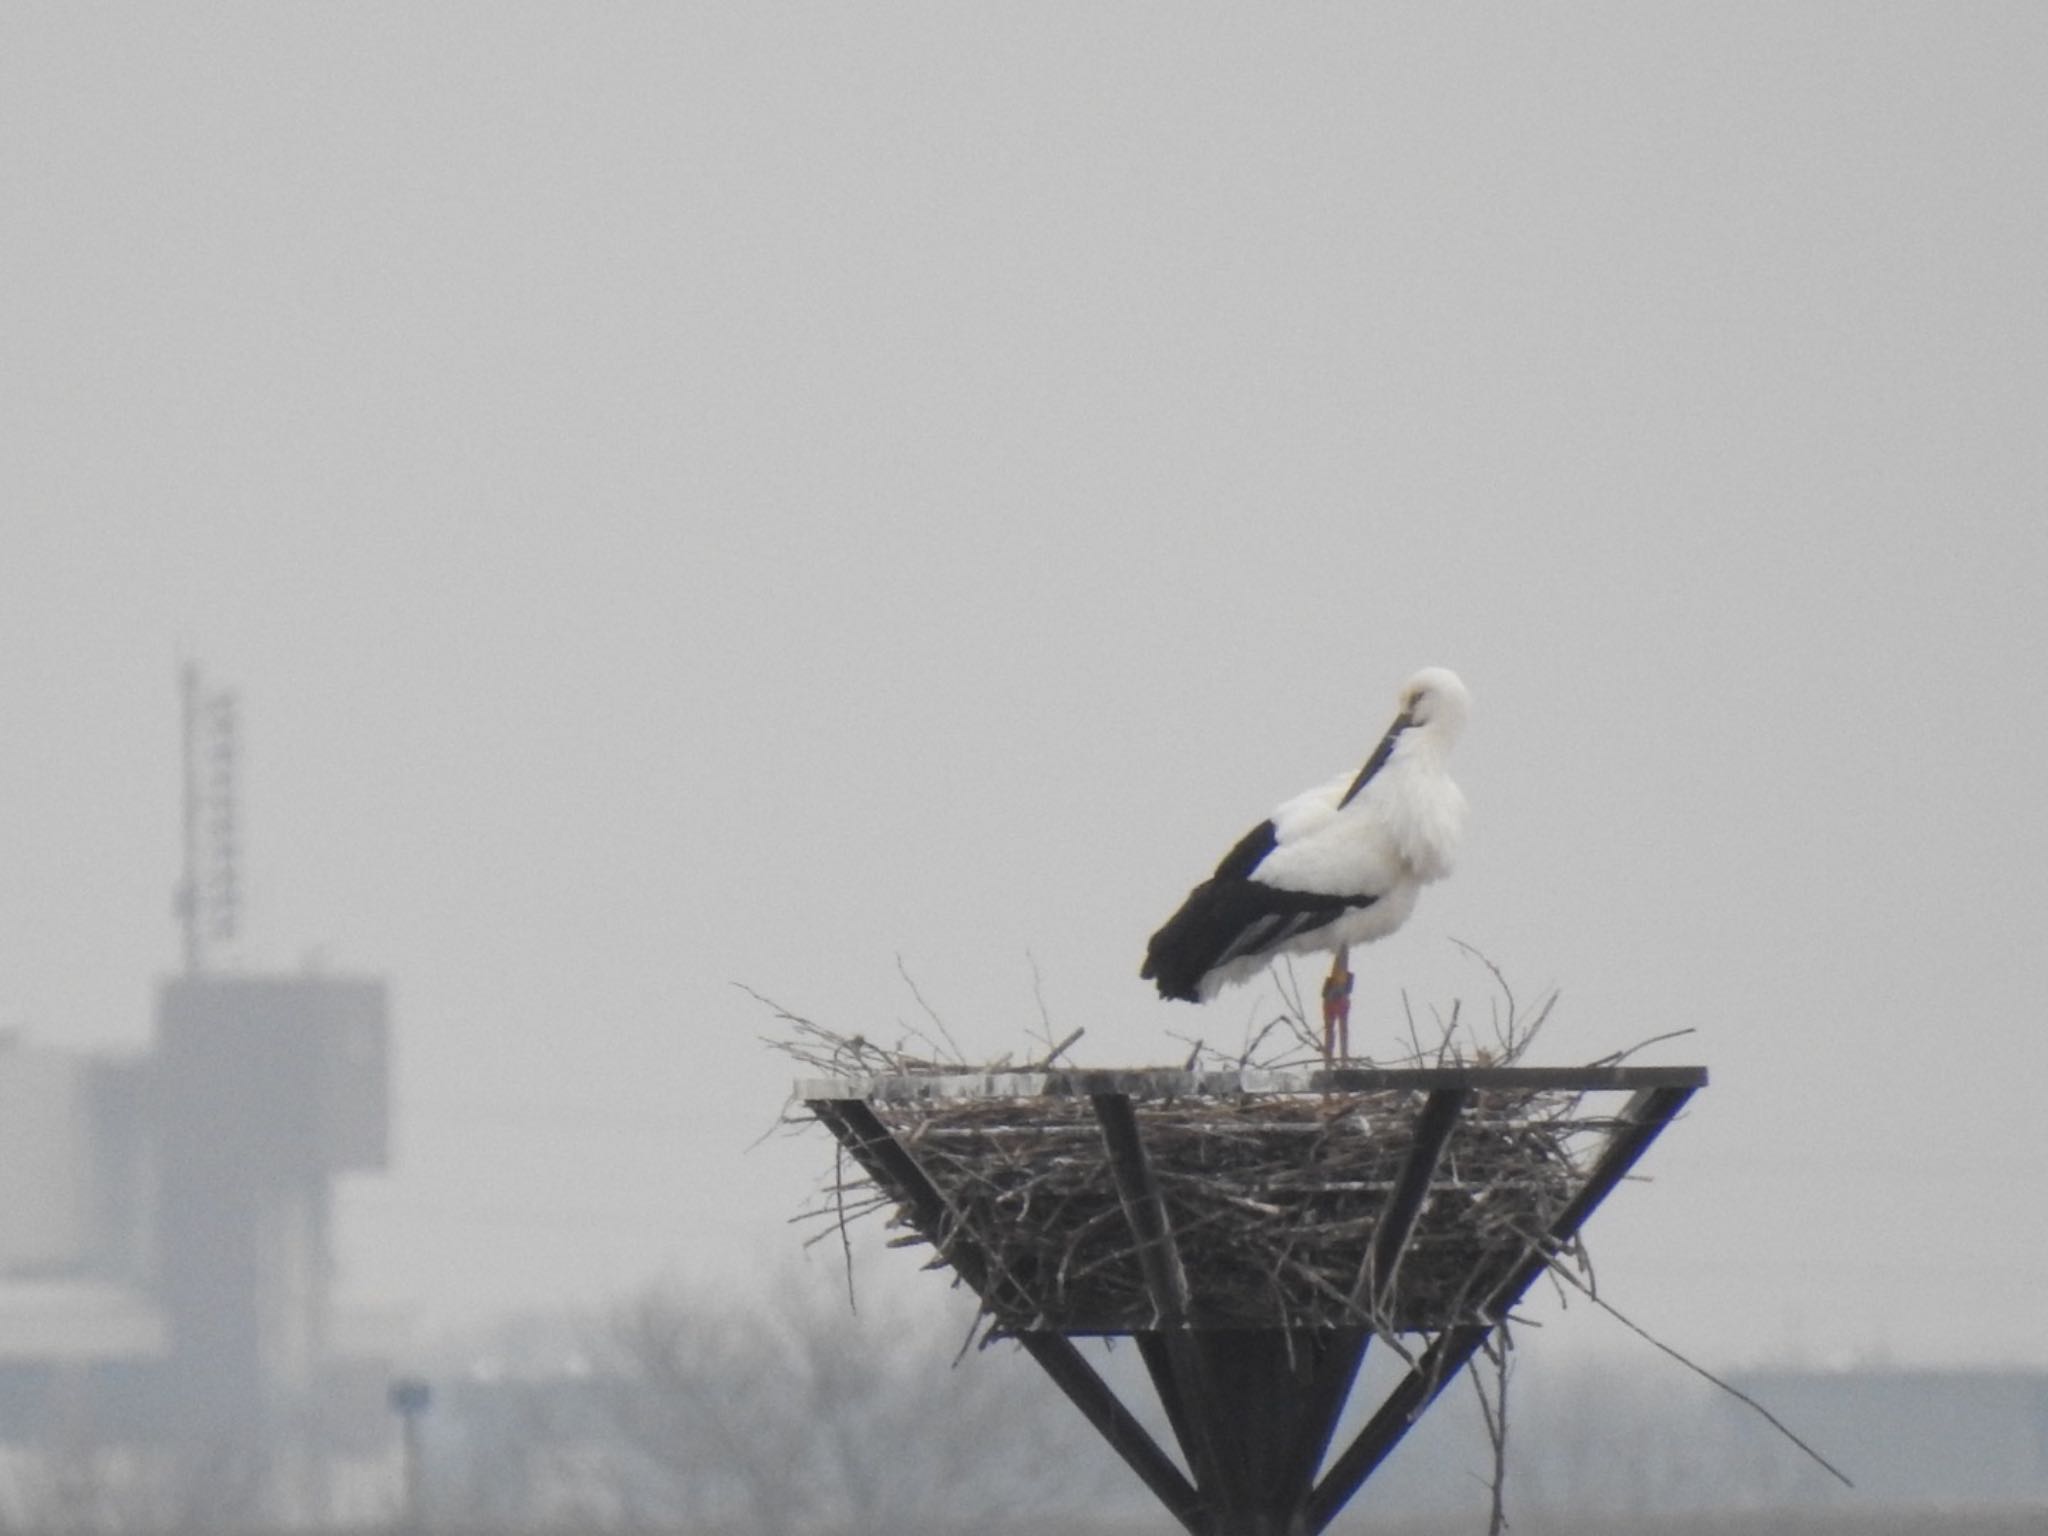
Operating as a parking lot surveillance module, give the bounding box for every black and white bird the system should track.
[1141,667,1470,1063]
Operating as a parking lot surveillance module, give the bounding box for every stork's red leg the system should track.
[1320,947,1354,1067]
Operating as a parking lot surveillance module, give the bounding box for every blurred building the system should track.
[0,973,391,1519]
[0,668,403,1522]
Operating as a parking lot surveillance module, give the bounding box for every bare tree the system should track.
[583,1262,1137,1535]
[0,1433,271,1536]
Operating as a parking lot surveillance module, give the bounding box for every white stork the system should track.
[1141,667,1469,1063]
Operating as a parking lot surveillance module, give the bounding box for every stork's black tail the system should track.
[1141,880,1231,1001]
[1142,878,1368,1002]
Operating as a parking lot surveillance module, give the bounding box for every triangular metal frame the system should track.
[807,1065,1704,1536]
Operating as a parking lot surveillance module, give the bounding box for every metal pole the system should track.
[388,1378,431,1534]
[402,1411,422,1533]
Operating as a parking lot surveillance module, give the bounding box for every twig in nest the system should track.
[747,980,966,1078]
[1535,1245,1853,1489]
[1274,957,1312,1039]
[1401,989,1429,1065]
[1586,1027,1699,1067]
[1237,1014,1290,1068]
[895,953,968,1063]
[1037,1028,1085,1070]
[1466,1328,1513,1535]
[832,1143,857,1312]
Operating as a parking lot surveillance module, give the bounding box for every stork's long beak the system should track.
[1336,709,1414,808]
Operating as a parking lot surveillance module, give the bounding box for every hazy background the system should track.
[3,4,2044,1373]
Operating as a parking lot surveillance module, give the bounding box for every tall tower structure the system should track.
[0,667,394,1525]
[154,666,390,1492]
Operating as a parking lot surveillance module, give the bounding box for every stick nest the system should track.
[842,1081,1604,1335]
[760,954,1679,1337]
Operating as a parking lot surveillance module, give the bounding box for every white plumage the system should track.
[1142,668,1469,1032]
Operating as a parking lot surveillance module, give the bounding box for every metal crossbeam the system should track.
[1268,1086,1472,1499]
[1091,1093,1193,1326]
[809,1098,1203,1527]
[1091,1092,1246,1518]
[1012,1329,1204,1530]
[1302,1083,1698,1533]
[1354,1086,1470,1317]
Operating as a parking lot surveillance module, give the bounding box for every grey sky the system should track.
[4,7,2045,1366]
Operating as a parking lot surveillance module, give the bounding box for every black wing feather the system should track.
[1144,759,1401,1002]
[1141,874,1379,1003]
[1213,819,1278,880]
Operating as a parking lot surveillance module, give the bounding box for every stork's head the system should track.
[1399,667,1470,747]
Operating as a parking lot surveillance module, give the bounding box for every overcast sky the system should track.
[4,6,2045,1371]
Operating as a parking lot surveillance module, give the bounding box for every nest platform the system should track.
[800,1063,1705,1536]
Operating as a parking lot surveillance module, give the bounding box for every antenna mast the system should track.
[175,661,240,974]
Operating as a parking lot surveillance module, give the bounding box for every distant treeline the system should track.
[4,1267,2042,1532]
